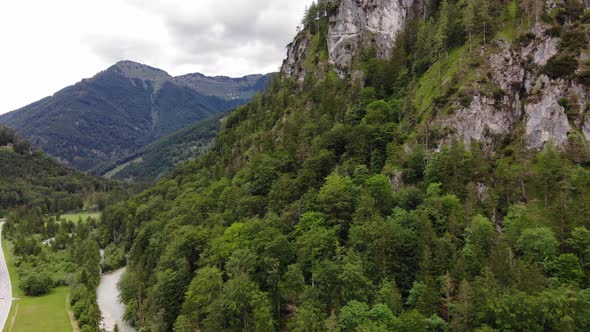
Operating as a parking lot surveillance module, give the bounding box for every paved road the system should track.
[0,220,12,332]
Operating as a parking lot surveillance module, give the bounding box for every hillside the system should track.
[0,126,124,215]
[94,113,223,182]
[91,1,590,331]
[0,61,270,171]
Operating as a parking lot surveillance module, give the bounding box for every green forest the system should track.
[2,210,103,331]
[0,126,128,215]
[2,0,590,331]
[0,127,133,331]
[90,0,590,331]
[94,113,223,182]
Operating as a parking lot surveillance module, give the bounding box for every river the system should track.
[97,267,136,332]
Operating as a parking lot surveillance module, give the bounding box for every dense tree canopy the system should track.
[94,1,590,330]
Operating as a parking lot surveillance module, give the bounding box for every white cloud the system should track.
[0,0,314,114]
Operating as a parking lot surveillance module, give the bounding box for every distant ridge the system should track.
[0,61,271,170]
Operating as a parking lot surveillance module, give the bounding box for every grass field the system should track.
[2,240,77,332]
[5,288,73,332]
[60,211,100,223]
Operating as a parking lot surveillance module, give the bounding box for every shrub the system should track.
[13,139,31,155]
[558,30,588,53]
[578,70,590,86]
[543,55,578,79]
[21,272,52,296]
[544,26,562,38]
[517,32,536,45]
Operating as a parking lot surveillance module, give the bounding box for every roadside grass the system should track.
[59,212,100,223]
[2,240,74,332]
[5,288,72,332]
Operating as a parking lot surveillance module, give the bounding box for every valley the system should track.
[0,62,270,173]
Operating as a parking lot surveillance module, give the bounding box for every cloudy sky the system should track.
[0,0,314,115]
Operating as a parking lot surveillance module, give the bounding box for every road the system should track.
[0,220,12,332]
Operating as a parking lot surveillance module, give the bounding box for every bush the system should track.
[517,32,536,45]
[578,70,590,86]
[101,243,126,272]
[13,139,31,155]
[21,272,52,296]
[0,126,16,146]
[558,30,588,53]
[544,27,561,38]
[544,55,578,79]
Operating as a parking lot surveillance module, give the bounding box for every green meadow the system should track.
[2,240,77,332]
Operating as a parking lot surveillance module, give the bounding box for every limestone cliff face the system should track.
[281,32,312,83]
[437,24,589,151]
[282,0,415,78]
[327,0,415,74]
[281,0,589,152]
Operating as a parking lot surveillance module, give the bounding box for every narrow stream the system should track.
[97,267,136,332]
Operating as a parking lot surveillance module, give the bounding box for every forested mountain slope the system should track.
[0,61,270,171]
[0,126,124,215]
[95,113,223,182]
[96,1,590,331]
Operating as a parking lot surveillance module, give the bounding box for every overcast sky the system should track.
[0,0,314,114]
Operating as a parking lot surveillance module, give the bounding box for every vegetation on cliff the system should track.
[95,1,590,331]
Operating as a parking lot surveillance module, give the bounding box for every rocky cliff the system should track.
[436,23,589,152]
[328,0,415,74]
[282,0,415,78]
[283,0,590,153]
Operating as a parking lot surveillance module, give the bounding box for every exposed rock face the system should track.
[281,32,312,83]
[282,0,415,78]
[438,24,589,151]
[328,0,415,74]
[280,1,589,152]
[523,34,558,66]
[524,78,572,149]
[443,96,520,147]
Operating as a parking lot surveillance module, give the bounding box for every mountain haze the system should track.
[0,61,270,170]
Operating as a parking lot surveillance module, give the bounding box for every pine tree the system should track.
[450,279,475,332]
[481,0,491,45]
[435,0,450,59]
[434,0,450,82]
[441,271,454,321]
[464,0,476,53]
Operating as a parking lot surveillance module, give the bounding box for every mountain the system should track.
[93,113,223,182]
[0,125,124,215]
[86,1,590,331]
[0,61,271,171]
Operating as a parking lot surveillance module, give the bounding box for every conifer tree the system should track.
[464,0,476,53]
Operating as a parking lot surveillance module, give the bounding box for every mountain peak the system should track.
[108,60,172,82]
